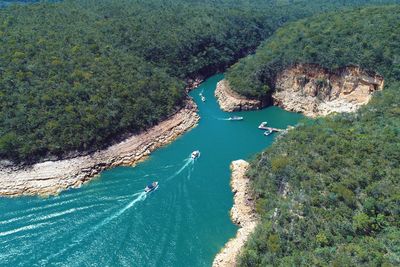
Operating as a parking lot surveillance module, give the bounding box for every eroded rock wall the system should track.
[273,64,384,117]
[215,80,263,112]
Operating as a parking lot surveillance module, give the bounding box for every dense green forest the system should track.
[227,5,400,98]
[0,0,44,8]
[2,0,397,162]
[238,6,400,266]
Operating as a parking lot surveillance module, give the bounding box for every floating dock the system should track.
[258,122,284,132]
[261,126,284,132]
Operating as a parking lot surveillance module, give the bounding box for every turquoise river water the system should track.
[0,74,302,266]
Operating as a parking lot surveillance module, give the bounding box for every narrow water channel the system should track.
[0,74,303,266]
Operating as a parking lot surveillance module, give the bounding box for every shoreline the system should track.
[273,64,384,117]
[0,99,199,197]
[213,160,259,267]
[215,64,384,117]
[214,80,264,112]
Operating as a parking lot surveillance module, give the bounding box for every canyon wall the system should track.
[273,64,384,117]
[215,80,264,112]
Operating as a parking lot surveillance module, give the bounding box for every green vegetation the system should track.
[2,0,395,162]
[237,6,400,266]
[227,5,400,98]
[0,0,44,8]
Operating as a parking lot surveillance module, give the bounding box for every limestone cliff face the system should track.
[215,80,263,112]
[213,160,259,267]
[273,64,384,117]
[0,100,199,197]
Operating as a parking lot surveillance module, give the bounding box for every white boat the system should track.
[191,150,200,159]
[201,95,206,102]
[228,116,243,121]
[144,181,159,193]
[264,129,273,136]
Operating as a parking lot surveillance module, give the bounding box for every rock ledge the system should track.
[0,99,199,197]
[273,64,384,117]
[215,80,263,112]
[213,160,259,267]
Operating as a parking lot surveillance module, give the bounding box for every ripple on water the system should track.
[0,74,303,266]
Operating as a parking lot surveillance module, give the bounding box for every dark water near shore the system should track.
[0,74,302,266]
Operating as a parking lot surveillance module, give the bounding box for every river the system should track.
[0,74,302,266]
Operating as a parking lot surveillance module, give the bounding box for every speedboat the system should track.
[228,116,243,121]
[201,95,206,102]
[191,150,200,159]
[144,181,159,193]
[264,129,273,136]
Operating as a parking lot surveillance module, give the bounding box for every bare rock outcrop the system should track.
[213,160,259,267]
[273,64,384,117]
[215,80,263,112]
[0,100,199,197]
[186,77,204,92]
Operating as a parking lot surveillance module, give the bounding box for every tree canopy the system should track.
[237,6,400,266]
[226,5,400,98]
[2,0,396,162]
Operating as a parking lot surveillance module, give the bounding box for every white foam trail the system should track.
[31,205,98,223]
[0,221,51,238]
[166,158,194,181]
[3,196,84,219]
[187,163,195,181]
[101,194,132,202]
[41,191,147,263]
[97,192,146,228]
[175,159,193,175]
[0,205,100,239]
[0,204,103,227]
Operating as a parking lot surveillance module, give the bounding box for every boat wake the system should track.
[138,163,181,179]
[165,156,195,182]
[165,157,195,182]
[0,203,106,241]
[23,155,198,264]
[187,163,195,180]
[175,158,193,175]
[99,192,147,225]
[41,190,147,263]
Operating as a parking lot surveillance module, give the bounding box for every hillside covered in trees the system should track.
[0,0,47,8]
[227,5,400,99]
[1,0,399,163]
[237,6,400,266]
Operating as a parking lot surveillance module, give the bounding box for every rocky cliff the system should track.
[213,160,259,267]
[215,80,263,112]
[273,64,384,117]
[0,100,199,197]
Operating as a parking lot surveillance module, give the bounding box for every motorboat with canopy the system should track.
[144,181,159,193]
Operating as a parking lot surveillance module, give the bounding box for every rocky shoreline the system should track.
[0,99,199,197]
[213,160,259,267]
[273,64,384,117]
[215,80,263,112]
[216,64,384,117]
